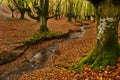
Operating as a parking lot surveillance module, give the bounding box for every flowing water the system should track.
[0,26,87,80]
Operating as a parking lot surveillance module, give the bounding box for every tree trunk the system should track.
[39,0,49,32]
[12,11,14,18]
[85,17,119,71]
[68,0,120,72]
[40,16,48,32]
[67,16,72,22]
[20,10,25,20]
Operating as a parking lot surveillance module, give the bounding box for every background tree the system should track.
[69,0,120,72]
[48,0,56,17]
[0,0,3,4]
[12,0,27,19]
[72,0,83,22]
[39,0,49,32]
[54,0,62,20]
[65,0,74,22]
[26,0,41,21]
[84,1,93,20]
[8,0,16,18]
[49,0,63,20]
[27,0,58,32]
[64,0,95,22]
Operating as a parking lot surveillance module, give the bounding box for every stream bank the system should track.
[0,25,88,80]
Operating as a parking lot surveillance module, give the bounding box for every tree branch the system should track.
[47,14,58,19]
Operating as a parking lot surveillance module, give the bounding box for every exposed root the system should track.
[0,45,28,65]
[68,47,118,73]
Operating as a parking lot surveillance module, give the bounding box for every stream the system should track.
[0,25,87,80]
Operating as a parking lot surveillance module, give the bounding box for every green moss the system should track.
[23,31,58,45]
[40,25,49,32]
[24,29,76,45]
[71,0,120,74]
[90,48,117,71]
[68,34,118,72]
[68,45,118,73]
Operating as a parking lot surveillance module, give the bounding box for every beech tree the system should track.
[65,0,74,22]
[69,0,120,72]
[54,0,62,20]
[27,0,58,32]
[12,0,27,19]
[8,0,16,18]
[38,0,49,32]
[84,1,95,21]
[72,0,83,22]
[26,0,43,21]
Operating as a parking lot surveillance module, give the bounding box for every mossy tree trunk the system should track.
[40,16,48,32]
[86,17,119,71]
[26,0,56,32]
[69,0,120,72]
[12,0,26,20]
[39,0,49,32]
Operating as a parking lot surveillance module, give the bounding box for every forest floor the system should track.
[0,4,120,80]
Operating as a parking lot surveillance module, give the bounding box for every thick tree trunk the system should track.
[96,17,118,50]
[68,0,120,72]
[69,17,119,72]
[39,0,49,32]
[40,16,48,32]
[85,17,119,71]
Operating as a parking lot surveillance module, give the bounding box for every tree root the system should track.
[68,47,118,73]
[0,45,28,65]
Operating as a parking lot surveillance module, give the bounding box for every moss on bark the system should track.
[68,44,118,72]
[68,0,120,72]
[68,20,119,72]
[40,25,49,32]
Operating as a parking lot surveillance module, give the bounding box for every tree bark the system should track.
[39,0,49,32]
[40,16,48,32]
[68,0,120,72]
[67,15,72,22]
[85,17,119,71]
[12,0,26,20]
[11,11,14,18]
[20,10,25,20]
